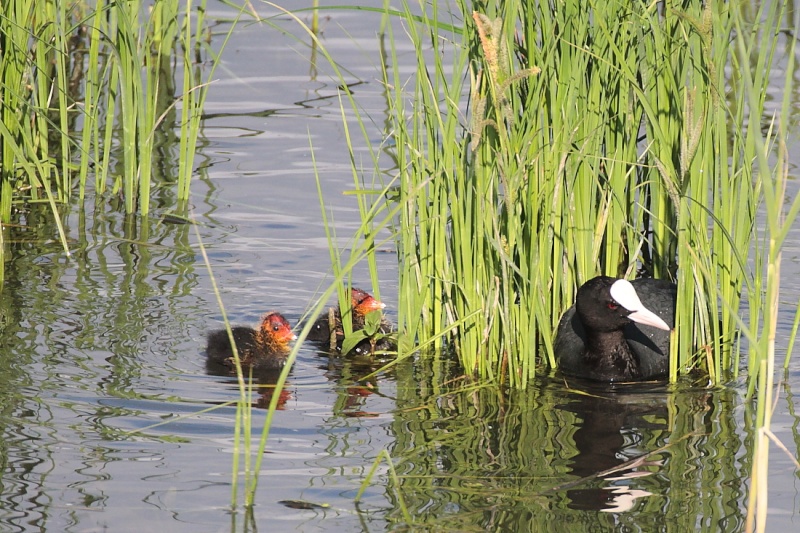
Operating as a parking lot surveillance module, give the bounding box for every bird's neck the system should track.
[583,329,641,381]
[256,332,290,355]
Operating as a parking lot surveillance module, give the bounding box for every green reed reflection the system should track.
[375,377,745,531]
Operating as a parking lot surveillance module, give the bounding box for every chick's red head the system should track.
[259,312,297,345]
[350,288,386,317]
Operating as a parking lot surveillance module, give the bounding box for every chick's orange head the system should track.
[351,288,386,316]
[260,312,297,343]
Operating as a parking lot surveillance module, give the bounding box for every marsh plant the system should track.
[367,0,798,529]
[372,0,798,390]
[0,0,228,283]
[0,0,256,510]
[291,7,798,525]
[4,0,798,526]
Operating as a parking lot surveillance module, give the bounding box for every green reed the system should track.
[0,1,227,284]
[368,1,798,528]
[208,4,406,510]
[87,0,200,214]
[194,203,331,511]
[230,140,403,511]
[177,0,246,205]
[369,0,796,392]
[269,3,400,343]
[739,2,800,528]
[0,0,75,283]
[181,0,797,521]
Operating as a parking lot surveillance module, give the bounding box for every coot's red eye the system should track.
[607,302,618,310]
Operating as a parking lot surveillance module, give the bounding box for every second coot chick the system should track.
[307,288,394,352]
[206,311,296,371]
[554,276,676,382]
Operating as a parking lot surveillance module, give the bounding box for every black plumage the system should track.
[554,277,676,382]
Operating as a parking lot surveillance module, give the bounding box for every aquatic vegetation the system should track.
[0,0,236,282]
[3,2,797,530]
[365,1,798,531]
[368,0,798,393]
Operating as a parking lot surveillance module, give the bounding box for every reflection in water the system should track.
[200,321,398,414]
[0,3,794,530]
[204,360,294,411]
[0,201,206,529]
[317,348,396,418]
[557,382,668,512]
[382,372,746,531]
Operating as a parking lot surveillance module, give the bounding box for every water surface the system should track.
[0,2,799,531]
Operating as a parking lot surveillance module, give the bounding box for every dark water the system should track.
[1,2,799,531]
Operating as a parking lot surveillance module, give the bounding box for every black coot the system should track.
[554,276,676,382]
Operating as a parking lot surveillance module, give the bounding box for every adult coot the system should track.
[554,276,676,382]
[206,311,296,371]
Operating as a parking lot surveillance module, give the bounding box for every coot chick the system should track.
[206,311,296,371]
[554,276,676,382]
[307,288,393,349]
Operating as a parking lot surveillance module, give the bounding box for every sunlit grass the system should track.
[368,0,798,529]
[368,0,796,393]
[739,2,800,528]
[0,0,75,282]
[0,0,231,282]
[4,1,797,527]
[0,0,262,512]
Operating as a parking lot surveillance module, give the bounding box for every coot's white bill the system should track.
[609,279,671,331]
